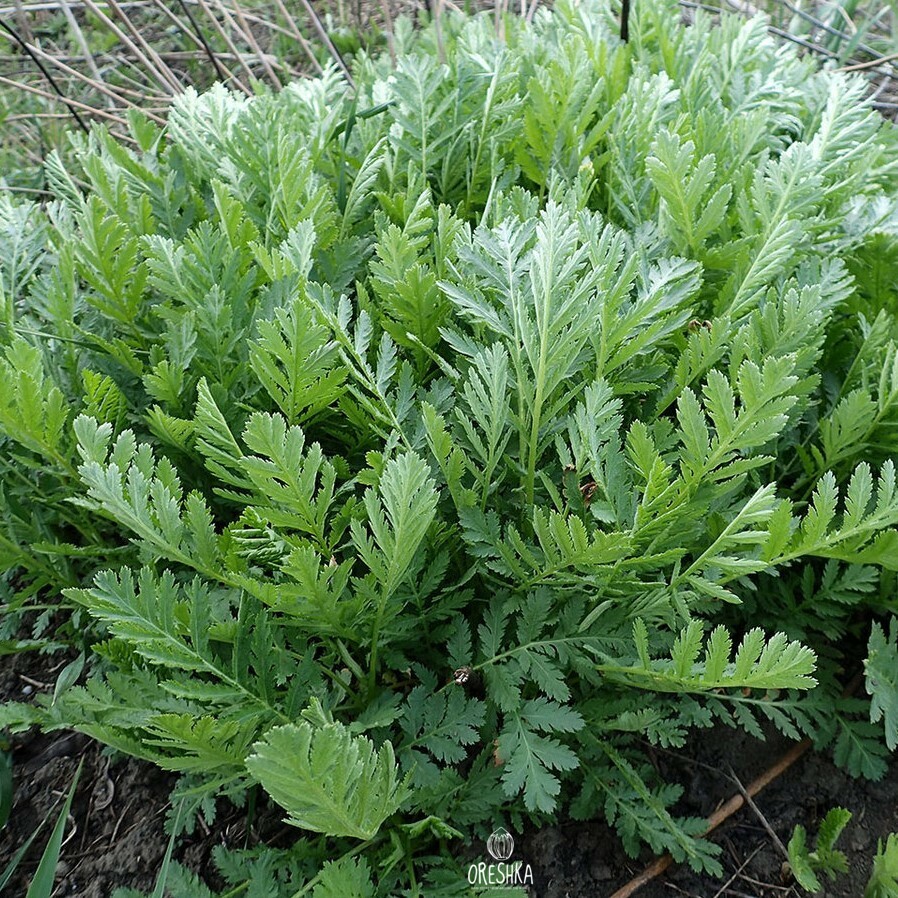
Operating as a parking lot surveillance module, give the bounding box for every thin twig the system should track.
[4,112,72,119]
[0,185,54,198]
[710,845,764,898]
[842,51,898,71]
[726,764,789,860]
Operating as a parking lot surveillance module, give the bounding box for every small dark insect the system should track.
[580,480,598,505]
[453,667,484,697]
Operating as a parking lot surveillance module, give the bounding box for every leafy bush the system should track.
[3,0,898,892]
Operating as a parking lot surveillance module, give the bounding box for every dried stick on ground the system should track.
[609,738,812,898]
[726,764,790,860]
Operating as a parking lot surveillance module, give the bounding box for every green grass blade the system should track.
[0,745,12,829]
[0,817,49,891]
[150,799,185,898]
[25,759,82,898]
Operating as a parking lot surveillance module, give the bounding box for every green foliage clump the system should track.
[788,806,852,892]
[3,0,898,892]
[867,833,898,898]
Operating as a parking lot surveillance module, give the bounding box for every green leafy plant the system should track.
[787,807,852,893]
[246,717,410,840]
[866,833,898,898]
[3,0,898,893]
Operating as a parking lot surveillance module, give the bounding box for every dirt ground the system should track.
[1,641,896,898]
[0,646,261,897]
[523,726,898,898]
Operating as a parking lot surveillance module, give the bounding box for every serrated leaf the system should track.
[247,721,409,840]
[866,619,898,750]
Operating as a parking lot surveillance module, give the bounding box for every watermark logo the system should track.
[487,827,514,861]
[468,828,534,889]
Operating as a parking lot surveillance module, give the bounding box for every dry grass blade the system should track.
[0,70,133,128]
[77,0,179,93]
[269,0,322,75]
[227,0,281,87]
[57,0,109,105]
[192,0,254,91]
[293,0,355,84]
[104,0,183,91]
[0,17,89,129]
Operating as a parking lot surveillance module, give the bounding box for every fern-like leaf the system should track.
[866,618,898,751]
[246,721,409,840]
